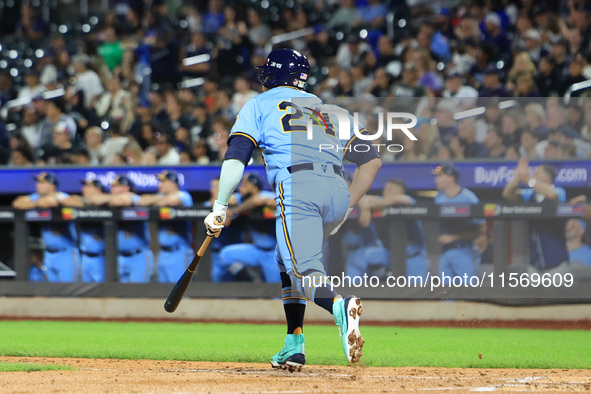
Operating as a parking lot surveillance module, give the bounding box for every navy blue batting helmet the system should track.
[257,48,310,90]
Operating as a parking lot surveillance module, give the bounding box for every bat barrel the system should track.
[163,234,214,313]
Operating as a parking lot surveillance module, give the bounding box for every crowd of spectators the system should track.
[1,0,591,168]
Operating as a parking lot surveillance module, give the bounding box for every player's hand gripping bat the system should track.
[164,216,223,312]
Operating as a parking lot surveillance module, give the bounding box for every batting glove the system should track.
[330,206,353,236]
[204,200,227,237]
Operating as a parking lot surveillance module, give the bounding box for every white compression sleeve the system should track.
[216,159,246,206]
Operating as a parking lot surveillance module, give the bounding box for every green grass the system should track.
[1,321,590,369]
[0,363,73,372]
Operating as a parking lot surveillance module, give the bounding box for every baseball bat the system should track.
[164,217,222,313]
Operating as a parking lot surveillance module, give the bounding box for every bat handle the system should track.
[196,236,213,258]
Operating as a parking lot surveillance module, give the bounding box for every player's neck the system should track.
[444,184,461,198]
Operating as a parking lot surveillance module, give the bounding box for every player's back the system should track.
[234,87,350,187]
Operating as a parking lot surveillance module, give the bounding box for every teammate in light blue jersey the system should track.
[83,175,153,283]
[12,172,79,282]
[138,170,194,283]
[203,48,382,369]
[358,179,430,280]
[565,219,591,267]
[433,164,485,279]
[62,179,108,282]
[217,172,278,282]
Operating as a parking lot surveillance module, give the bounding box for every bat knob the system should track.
[214,216,224,225]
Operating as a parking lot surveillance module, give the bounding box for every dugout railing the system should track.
[1,203,591,305]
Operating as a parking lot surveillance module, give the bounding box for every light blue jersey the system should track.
[226,82,379,301]
[29,192,79,282]
[79,223,106,282]
[570,244,591,266]
[231,87,362,188]
[117,194,152,283]
[434,188,483,278]
[434,188,485,234]
[157,190,195,283]
[158,190,194,247]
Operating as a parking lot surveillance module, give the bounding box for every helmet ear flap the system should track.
[260,69,273,88]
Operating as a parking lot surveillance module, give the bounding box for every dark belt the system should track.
[119,249,142,257]
[441,240,473,252]
[81,251,104,258]
[161,245,181,252]
[287,163,343,177]
[46,248,66,253]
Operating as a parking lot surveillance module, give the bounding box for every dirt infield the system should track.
[2,356,591,393]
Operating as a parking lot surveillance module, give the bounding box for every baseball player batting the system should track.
[204,48,382,370]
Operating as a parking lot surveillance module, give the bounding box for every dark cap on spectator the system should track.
[81,179,106,192]
[34,171,59,186]
[23,67,40,76]
[346,33,362,44]
[111,175,134,188]
[157,170,179,184]
[483,64,498,75]
[558,127,579,140]
[532,4,547,15]
[464,38,477,47]
[81,179,102,188]
[432,164,460,179]
[244,173,264,190]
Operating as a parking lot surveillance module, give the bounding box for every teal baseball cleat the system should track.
[333,296,364,363]
[270,333,306,372]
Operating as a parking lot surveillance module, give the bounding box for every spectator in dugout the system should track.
[61,179,108,282]
[138,170,194,283]
[357,179,430,280]
[80,175,153,282]
[12,172,78,282]
[207,177,243,282]
[215,173,278,283]
[502,158,569,274]
[433,164,486,279]
[565,219,591,267]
